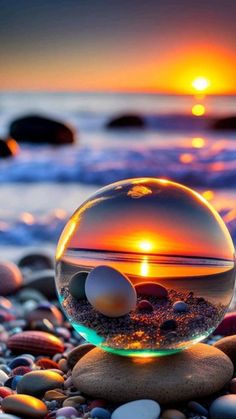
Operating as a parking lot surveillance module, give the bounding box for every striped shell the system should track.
[7,331,64,355]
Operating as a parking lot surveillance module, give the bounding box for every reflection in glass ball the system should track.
[55,178,235,357]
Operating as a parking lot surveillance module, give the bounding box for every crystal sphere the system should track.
[55,178,235,357]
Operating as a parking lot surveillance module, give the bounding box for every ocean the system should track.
[0,92,236,258]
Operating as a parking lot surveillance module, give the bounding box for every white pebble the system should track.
[0,369,9,384]
[111,399,161,419]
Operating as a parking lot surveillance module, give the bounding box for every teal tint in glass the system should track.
[55,178,235,357]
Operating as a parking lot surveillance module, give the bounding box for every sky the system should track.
[1,0,236,93]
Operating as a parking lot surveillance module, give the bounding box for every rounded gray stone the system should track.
[72,343,233,404]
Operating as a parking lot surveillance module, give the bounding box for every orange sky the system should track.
[1,1,236,94]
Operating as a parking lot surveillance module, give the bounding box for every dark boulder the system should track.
[106,114,145,129]
[0,138,19,158]
[9,115,75,145]
[212,116,236,130]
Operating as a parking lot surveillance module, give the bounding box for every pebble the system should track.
[17,288,46,303]
[44,389,67,402]
[91,407,111,419]
[111,400,160,419]
[17,370,64,397]
[18,252,53,271]
[229,377,236,393]
[69,272,88,300]
[188,401,208,416]
[67,343,95,369]
[214,312,236,336]
[9,356,33,369]
[0,262,23,296]
[161,410,186,419]
[135,282,168,299]
[0,415,22,419]
[7,331,64,355]
[0,371,8,384]
[85,265,137,317]
[210,394,236,418]
[23,269,56,299]
[173,301,188,313]
[27,303,63,326]
[0,387,14,398]
[36,358,59,370]
[160,319,178,332]
[214,335,236,368]
[137,300,153,311]
[55,406,78,418]
[1,394,47,418]
[62,395,85,407]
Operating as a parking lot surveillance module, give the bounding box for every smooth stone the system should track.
[85,265,137,317]
[111,400,160,419]
[138,300,153,311]
[22,270,56,299]
[229,377,236,393]
[0,371,8,384]
[106,114,145,129]
[173,301,188,313]
[187,401,208,416]
[17,370,64,397]
[9,114,75,145]
[0,262,23,296]
[91,407,111,419]
[18,252,53,271]
[7,330,64,355]
[214,312,236,336]
[69,272,88,300]
[214,335,236,368]
[26,303,63,325]
[62,395,85,407]
[0,387,14,398]
[161,410,186,419]
[135,282,168,299]
[2,394,47,418]
[67,343,96,369]
[56,407,78,418]
[210,394,236,418]
[72,344,233,404]
[9,356,33,369]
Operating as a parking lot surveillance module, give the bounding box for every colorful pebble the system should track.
[0,262,23,296]
[135,282,168,299]
[16,370,64,397]
[1,394,48,418]
[7,331,64,355]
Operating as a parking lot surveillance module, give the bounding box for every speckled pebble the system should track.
[111,400,161,419]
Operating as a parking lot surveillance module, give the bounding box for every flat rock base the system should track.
[72,343,233,404]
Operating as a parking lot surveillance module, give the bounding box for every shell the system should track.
[214,312,236,336]
[85,265,137,318]
[0,262,23,296]
[7,331,64,355]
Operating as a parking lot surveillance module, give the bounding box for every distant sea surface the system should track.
[0,92,236,255]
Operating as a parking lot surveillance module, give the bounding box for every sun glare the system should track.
[192,77,210,92]
[139,240,153,252]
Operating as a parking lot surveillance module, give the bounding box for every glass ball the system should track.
[55,178,235,357]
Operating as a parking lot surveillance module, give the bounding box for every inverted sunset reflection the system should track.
[58,178,234,261]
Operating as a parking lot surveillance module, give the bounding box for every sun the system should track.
[192,77,210,92]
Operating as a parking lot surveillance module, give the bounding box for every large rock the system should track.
[72,344,233,404]
[9,115,75,145]
[212,116,236,130]
[0,139,18,158]
[106,114,145,129]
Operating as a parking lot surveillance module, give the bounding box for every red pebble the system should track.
[0,387,14,398]
[36,358,59,370]
[7,331,64,356]
[214,312,236,336]
[138,300,153,311]
[88,399,107,409]
[0,310,16,322]
[135,282,168,299]
[12,366,32,376]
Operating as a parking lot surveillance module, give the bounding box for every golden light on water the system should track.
[192,137,206,148]
[192,77,210,92]
[192,104,206,116]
